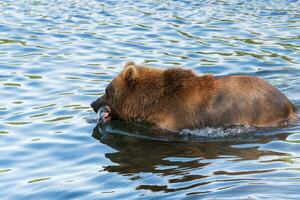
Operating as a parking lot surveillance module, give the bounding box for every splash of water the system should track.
[86,112,98,123]
[179,126,257,138]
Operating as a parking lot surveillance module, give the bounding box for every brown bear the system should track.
[91,61,298,132]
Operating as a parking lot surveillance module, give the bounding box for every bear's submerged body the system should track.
[91,62,297,132]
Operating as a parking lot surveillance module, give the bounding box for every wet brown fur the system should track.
[93,62,297,132]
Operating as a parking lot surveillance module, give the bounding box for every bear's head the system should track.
[90,61,164,122]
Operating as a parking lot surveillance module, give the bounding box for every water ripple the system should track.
[0,0,300,199]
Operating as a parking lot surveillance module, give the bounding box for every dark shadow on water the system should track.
[92,121,291,192]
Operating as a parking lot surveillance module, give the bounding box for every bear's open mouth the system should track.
[102,111,111,123]
[98,105,112,123]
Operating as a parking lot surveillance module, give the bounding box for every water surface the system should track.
[0,0,300,199]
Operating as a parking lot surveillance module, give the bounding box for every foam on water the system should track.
[179,126,257,138]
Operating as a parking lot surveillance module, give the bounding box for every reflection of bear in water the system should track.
[92,126,288,193]
[91,62,297,132]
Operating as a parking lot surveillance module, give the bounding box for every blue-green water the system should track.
[1,0,300,199]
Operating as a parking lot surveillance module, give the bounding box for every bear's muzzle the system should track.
[91,95,107,113]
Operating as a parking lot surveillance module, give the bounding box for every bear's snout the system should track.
[91,95,108,113]
[90,100,99,113]
[91,96,105,112]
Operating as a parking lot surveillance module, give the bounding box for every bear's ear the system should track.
[124,61,136,68]
[123,62,138,86]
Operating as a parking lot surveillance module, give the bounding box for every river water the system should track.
[0,0,300,199]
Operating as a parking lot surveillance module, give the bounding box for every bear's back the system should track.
[203,75,297,127]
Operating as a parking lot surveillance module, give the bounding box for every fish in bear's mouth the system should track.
[96,106,112,124]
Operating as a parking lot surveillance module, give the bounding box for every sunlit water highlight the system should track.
[1,0,300,199]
